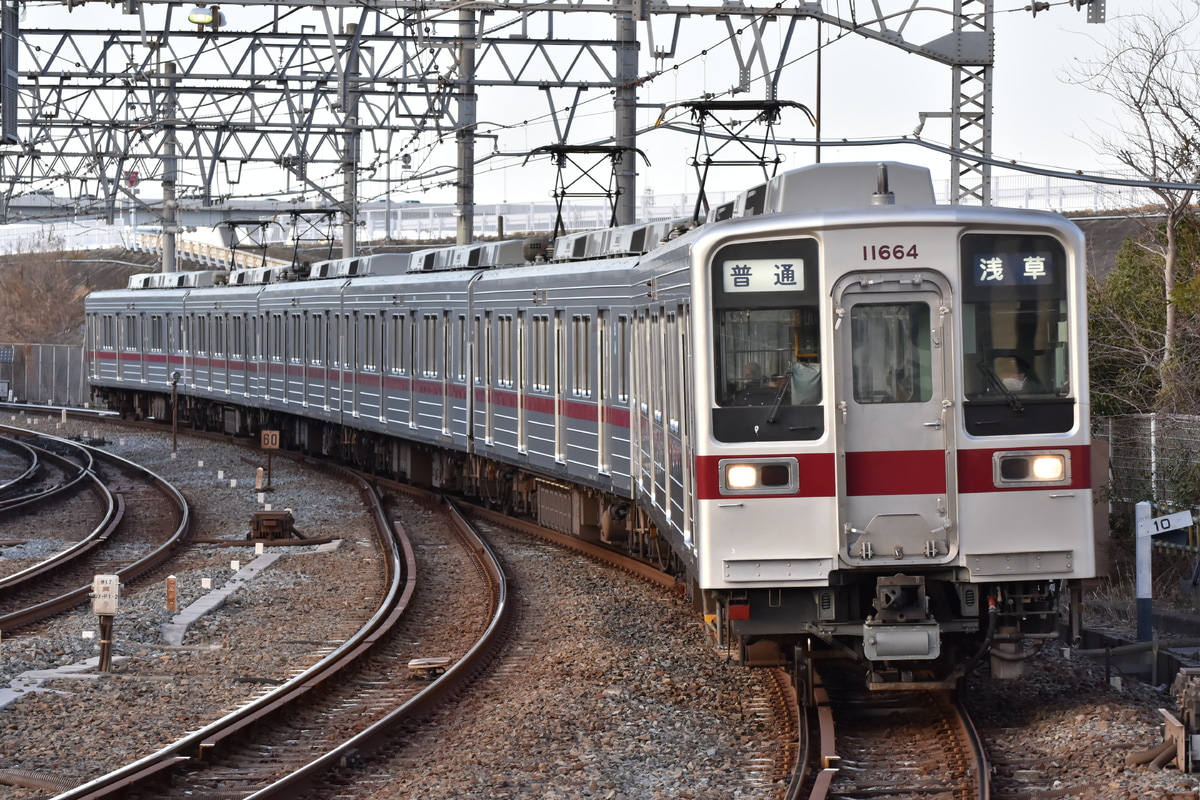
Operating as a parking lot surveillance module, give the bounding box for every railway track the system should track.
[0,409,803,799]
[0,433,38,492]
[805,661,990,800]
[0,426,190,632]
[37,471,503,799]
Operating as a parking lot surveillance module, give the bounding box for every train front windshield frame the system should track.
[709,238,824,443]
[960,232,1075,436]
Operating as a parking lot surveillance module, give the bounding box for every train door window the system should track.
[532,315,550,392]
[850,303,932,404]
[195,316,209,355]
[666,311,679,431]
[149,316,164,352]
[311,314,325,365]
[232,316,244,358]
[650,311,662,422]
[472,315,484,383]
[364,314,378,370]
[571,314,591,398]
[617,315,630,403]
[483,312,493,386]
[287,314,301,363]
[456,315,467,381]
[213,316,225,356]
[270,314,283,361]
[390,314,405,373]
[422,314,439,377]
[123,315,139,351]
[408,315,418,383]
[498,315,514,388]
[442,311,452,379]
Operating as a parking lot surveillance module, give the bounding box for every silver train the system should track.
[86,162,1099,689]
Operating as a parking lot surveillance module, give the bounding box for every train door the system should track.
[554,311,566,463]
[517,310,527,451]
[598,310,609,474]
[832,272,958,567]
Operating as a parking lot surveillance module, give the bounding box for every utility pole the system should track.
[161,61,178,273]
[456,8,477,245]
[613,0,637,226]
[341,24,361,258]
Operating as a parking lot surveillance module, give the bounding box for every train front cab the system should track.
[691,211,1094,687]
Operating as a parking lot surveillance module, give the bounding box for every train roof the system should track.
[111,162,1016,293]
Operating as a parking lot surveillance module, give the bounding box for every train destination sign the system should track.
[721,259,805,293]
[971,251,1057,287]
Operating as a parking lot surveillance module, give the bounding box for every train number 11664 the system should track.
[863,244,919,261]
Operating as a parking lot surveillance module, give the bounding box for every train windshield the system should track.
[709,239,824,443]
[960,233,1074,435]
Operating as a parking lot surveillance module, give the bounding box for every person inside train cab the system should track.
[787,356,822,405]
[744,361,765,386]
[994,356,1046,395]
[737,362,774,404]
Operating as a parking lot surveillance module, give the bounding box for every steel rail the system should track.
[237,493,511,800]
[0,430,96,513]
[0,435,39,492]
[0,431,191,633]
[0,438,120,594]
[805,667,991,800]
[52,463,408,800]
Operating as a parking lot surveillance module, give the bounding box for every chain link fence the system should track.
[0,343,87,407]
[1096,414,1200,557]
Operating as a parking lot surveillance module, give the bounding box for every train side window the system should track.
[101,315,115,350]
[850,303,932,404]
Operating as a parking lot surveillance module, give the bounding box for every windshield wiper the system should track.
[766,374,791,424]
[977,359,1023,412]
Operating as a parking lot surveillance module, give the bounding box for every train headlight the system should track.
[993,450,1070,487]
[718,457,800,495]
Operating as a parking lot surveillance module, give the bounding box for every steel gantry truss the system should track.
[1,0,1010,261]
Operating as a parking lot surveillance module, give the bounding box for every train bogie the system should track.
[86,160,1097,688]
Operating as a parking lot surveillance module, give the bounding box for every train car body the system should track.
[87,162,1096,688]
